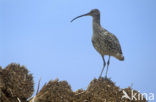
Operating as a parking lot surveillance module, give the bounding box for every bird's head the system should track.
[71,9,100,22]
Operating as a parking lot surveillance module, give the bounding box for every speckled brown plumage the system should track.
[92,21,123,60]
[71,9,124,78]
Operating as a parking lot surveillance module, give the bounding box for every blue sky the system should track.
[0,0,156,100]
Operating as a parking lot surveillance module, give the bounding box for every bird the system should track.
[71,9,124,78]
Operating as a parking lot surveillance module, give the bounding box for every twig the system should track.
[17,97,21,102]
[32,96,36,102]
[36,78,41,95]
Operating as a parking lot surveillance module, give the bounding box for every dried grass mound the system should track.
[32,79,74,102]
[2,63,34,101]
[74,77,121,102]
[29,78,147,102]
[73,78,147,102]
[31,78,147,102]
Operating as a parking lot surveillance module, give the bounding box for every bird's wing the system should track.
[101,29,123,54]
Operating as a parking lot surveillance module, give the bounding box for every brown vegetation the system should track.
[0,63,33,102]
[0,63,147,102]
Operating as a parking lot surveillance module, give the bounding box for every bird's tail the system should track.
[115,53,124,61]
[119,55,124,61]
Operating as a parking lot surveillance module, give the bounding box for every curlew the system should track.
[71,9,124,78]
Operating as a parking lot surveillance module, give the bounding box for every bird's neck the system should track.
[92,15,101,34]
[93,15,100,25]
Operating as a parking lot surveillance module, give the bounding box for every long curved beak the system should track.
[71,12,90,22]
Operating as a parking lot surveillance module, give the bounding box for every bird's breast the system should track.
[91,34,109,56]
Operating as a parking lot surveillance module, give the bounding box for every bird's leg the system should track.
[99,56,106,78]
[105,55,110,78]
